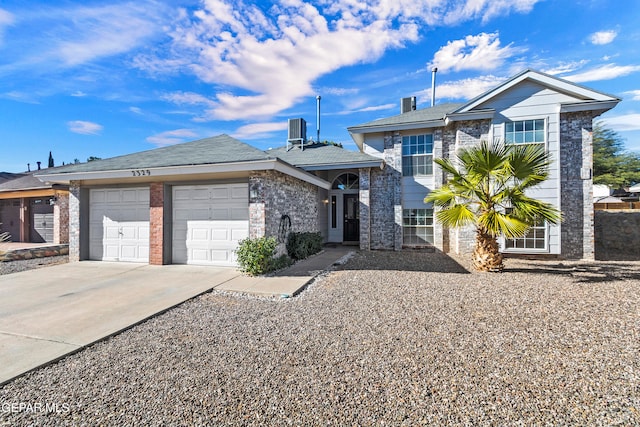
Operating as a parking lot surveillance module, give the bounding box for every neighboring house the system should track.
[38,69,619,266]
[593,184,612,202]
[0,171,69,244]
[348,69,619,259]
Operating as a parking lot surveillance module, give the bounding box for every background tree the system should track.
[48,151,54,168]
[425,141,561,272]
[593,122,640,189]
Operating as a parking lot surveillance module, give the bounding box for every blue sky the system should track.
[1,0,639,172]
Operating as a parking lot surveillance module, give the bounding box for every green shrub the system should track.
[235,236,278,276]
[286,231,323,260]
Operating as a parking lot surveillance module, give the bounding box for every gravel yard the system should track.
[0,255,68,276]
[1,251,639,425]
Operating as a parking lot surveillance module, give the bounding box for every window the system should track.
[402,208,434,245]
[505,119,545,145]
[402,134,433,176]
[504,221,547,250]
[332,173,359,190]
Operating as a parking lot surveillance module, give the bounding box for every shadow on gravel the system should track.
[505,261,640,283]
[340,250,471,274]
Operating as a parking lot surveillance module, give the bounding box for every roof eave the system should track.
[558,100,620,114]
[347,119,447,134]
[445,109,495,124]
[37,159,331,190]
[299,160,384,171]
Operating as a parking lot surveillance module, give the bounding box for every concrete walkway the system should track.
[0,246,354,384]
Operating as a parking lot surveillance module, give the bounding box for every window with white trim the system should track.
[505,119,545,145]
[402,208,434,245]
[504,221,547,250]
[402,134,433,176]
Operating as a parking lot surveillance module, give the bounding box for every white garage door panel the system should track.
[172,184,248,266]
[90,188,150,263]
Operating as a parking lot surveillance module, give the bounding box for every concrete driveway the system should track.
[0,261,241,385]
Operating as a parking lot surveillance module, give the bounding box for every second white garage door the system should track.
[172,183,249,266]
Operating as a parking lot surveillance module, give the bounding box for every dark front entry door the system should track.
[343,194,359,242]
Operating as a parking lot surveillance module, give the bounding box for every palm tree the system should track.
[425,141,561,272]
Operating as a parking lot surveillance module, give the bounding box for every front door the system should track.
[343,194,359,242]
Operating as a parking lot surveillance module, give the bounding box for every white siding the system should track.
[481,81,581,255]
[402,176,434,209]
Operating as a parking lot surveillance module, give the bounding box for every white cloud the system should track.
[232,122,287,139]
[129,106,143,114]
[427,75,506,100]
[146,129,198,146]
[67,120,103,135]
[564,64,640,83]
[0,8,14,44]
[56,3,164,66]
[600,114,640,132]
[590,30,617,45]
[623,90,640,101]
[429,32,522,73]
[543,60,589,76]
[137,0,541,122]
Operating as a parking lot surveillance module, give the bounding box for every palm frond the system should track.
[435,204,477,228]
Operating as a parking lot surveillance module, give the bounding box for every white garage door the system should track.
[89,188,150,262]
[172,183,249,266]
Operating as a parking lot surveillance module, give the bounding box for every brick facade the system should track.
[249,170,319,252]
[149,182,164,265]
[53,190,69,245]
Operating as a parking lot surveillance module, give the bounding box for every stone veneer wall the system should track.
[594,211,640,260]
[560,112,595,260]
[368,132,402,250]
[437,120,491,255]
[359,168,371,250]
[68,182,81,262]
[249,170,319,248]
[53,190,69,244]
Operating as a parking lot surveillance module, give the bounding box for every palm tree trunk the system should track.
[472,228,504,272]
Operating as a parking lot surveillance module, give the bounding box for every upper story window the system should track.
[402,134,433,176]
[505,119,545,145]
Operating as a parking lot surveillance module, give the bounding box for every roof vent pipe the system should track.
[431,67,438,107]
[316,95,321,143]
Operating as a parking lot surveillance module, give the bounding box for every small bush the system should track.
[235,236,278,276]
[286,231,323,260]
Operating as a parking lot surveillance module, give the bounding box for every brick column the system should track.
[68,182,81,261]
[249,174,266,238]
[53,190,69,244]
[149,182,165,265]
[359,168,371,250]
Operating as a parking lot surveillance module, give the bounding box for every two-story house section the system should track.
[348,69,620,259]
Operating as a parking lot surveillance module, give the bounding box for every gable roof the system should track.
[0,171,65,193]
[453,69,620,114]
[43,134,271,175]
[37,134,331,189]
[266,143,383,171]
[0,172,25,185]
[348,69,620,150]
[347,102,463,133]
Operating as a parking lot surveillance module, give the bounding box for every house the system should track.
[38,135,382,266]
[348,69,619,258]
[38,69,619,265]
[0,171,69,244]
